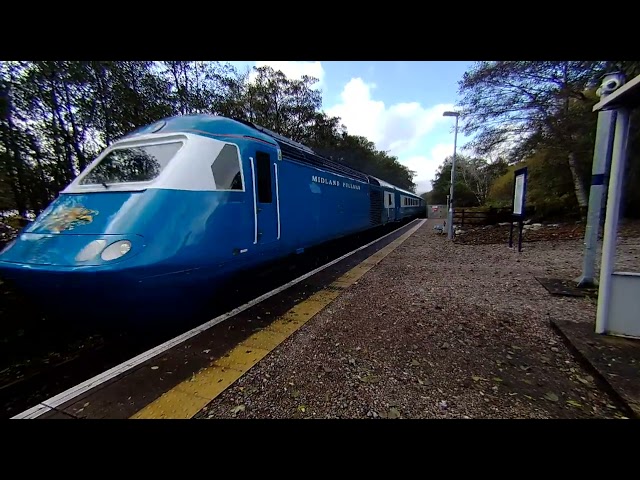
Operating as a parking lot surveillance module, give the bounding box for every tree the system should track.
[457,61,607,213]
[458,155,509,205]
[428,156,479,207]
[0,60,418,219]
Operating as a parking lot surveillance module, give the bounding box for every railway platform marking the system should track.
[11,218,424,419]
[130,219,425,419]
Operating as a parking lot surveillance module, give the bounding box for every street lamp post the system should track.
[443,111,460,240]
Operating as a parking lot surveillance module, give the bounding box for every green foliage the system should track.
[427,154,508,208]
[0,61,416,215]
[454,61,640,221]
[486,149,579,219]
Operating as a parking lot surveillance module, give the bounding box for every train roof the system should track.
[125,114,278,146]
[369,177,420,197]
[396,186,420,197]
[126,114,418,192]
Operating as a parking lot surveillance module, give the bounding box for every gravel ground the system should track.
[197,219,638,419]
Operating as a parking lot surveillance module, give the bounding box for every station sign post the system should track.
[509,166,528,253]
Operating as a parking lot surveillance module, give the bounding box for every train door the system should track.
[250,150,280,246]
[394,192,400,221]
[384,190,396,222]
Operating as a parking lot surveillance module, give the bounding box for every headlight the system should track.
[101,240,132,261]
[75,239,107,262]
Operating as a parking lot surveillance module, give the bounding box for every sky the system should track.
[229,61,475,194]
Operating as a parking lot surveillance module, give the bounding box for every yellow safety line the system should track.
[130,220,425,419]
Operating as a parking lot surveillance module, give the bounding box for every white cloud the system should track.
[325,77,457,194]
[325,78,454,155]
[251,61,325,90]
[400,143,454,195]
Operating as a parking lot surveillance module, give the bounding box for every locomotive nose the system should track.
[0,232,144,267]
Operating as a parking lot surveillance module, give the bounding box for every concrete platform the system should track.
[12,219,425,419]
[191,219,632,419]
[551,319,640,418]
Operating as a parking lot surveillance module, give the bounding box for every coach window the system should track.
[211,144,243,190]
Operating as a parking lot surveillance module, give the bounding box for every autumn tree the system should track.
[428,155,479,207]
[457,61,608,213]
[458,156,509,205]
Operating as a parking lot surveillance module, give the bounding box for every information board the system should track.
[509,166,528,252]
[512,167,528,217]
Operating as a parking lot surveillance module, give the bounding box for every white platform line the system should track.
[12,219,425,419]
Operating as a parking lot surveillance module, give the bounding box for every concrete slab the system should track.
[536,277,598,298]
[551,319,640,418]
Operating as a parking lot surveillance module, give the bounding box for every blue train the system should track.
[0,115,425,322]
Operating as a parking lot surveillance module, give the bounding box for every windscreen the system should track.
[79,141,183,185]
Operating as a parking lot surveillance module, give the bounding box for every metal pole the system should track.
[577,72,625,287]
[447,115,459,240]
[596,107,630,334]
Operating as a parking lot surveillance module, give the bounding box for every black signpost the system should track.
[509,167,528,252]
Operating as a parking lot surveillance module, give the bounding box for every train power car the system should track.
[0,115,424,322]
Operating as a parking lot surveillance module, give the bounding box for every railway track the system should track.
[0,221,414,419]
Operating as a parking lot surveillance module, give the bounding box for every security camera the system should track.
[598,72,626,97]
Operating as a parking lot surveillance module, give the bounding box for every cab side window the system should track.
[211,144,244,190]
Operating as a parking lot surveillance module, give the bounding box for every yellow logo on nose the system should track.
[42,206,99,233]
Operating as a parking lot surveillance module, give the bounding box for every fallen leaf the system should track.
[361,374,380,384]
[492,377,503,383]
[388,407,400,419]
[291,390,300,398]
[566,400,583,408]
[298,405,306,413]
[575,375,591,385]
[471,376,483,382]
[231,405,245,414]
[410,359,420,366]
[544,392,559,402]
